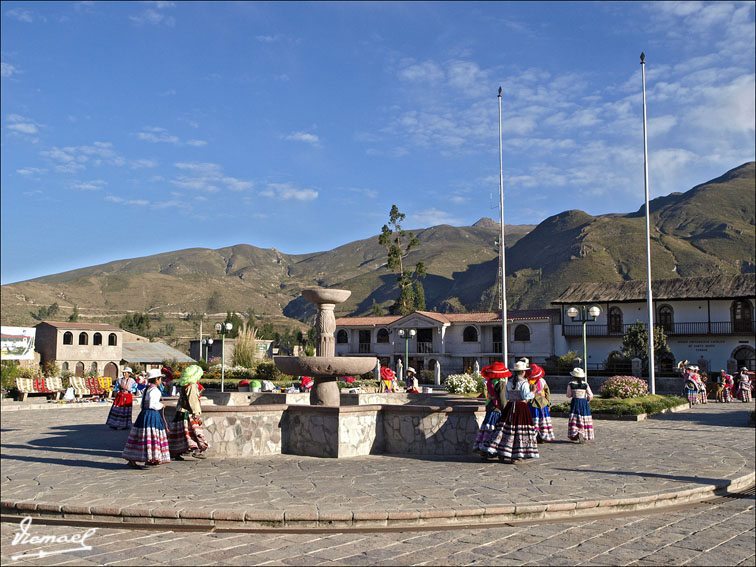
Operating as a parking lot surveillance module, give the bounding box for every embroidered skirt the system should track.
[482,401,539,460]
[723,388,733,402]
[685,387,699,405]
[568,398,594,441]
[106,392,133,429]
[738,387,752,402]
[529,404,555,441]
[122,408,170,464]
[167,410,208,455]
[699,389,708,404]
[473,409,501,453]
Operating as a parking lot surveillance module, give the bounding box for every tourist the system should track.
[473,361,511,459]
[737,368,752,402]
[105,367,136,430]
[566,367,594,443]
[481,360,539,463]
[527,364,555,443]
[122,369,171,469]
[167,364,209,460]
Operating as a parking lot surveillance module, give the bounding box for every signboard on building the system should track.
[1,326,37,360]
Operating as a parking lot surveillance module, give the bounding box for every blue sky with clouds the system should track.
[2,1,754,284]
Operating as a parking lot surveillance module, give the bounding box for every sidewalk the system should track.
[1,400,753,529]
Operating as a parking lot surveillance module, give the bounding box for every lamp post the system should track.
[201,337,213,362]
[397,328,416,381]
[214,322,233,392]
[567,305,601,378]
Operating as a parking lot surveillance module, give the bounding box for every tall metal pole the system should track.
[641,52,656,394]
[498,86,508,366]
[221,331,226,393]
[582,308,589,378]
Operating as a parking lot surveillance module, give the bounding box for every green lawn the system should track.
[551,395,686,416]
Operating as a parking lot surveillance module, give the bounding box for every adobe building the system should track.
[34,321,123,378]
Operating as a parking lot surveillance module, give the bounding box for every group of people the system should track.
[379,365,419,393]
[473,359,594,464]
[680,361,753,406]
[105,364,209,469]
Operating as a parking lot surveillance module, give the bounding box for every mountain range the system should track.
[2,162,754,339]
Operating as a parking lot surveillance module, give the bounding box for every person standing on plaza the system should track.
[723,371,735,402]
[682,364,700,406]
[167,364,209,460]
[698,371,709,404]
[122,369,171,469]
[405,366,419,393]
[736,367,752,402]
[714,370,727,402]
[106,367,136,430]
[482,360,539,463]
[473,362,511,459]
[566,367,594,443]
[527,363,555,443]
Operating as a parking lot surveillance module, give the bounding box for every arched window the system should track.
[63,332,73,345]
[608,307,623,334]
[75,362,85,377]
[336,330,348,344]
[657,305,674,333]
[463,326,478,342]
[108,333,118,346]
[78,332,88,345]
[90,362,98,373]
[732,300,753,333]
[376,328,390,343]
[93,332,103,346]
[732,346,755,370]
[61,362,69,372]
[514,324,530,342]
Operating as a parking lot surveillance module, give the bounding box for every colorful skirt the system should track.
[723,388,733,402]
[568,398,594,441]
[738,388,752,402]
[122,409,170,464]
[685,387,699,405]
[473,409,501,453]
[482,401,539,460]
[699,390,708,404]
[106,392,133,429]
[167,410,208,455]
[529,404,555,441]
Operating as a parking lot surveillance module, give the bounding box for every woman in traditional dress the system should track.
[482,360,539,463]
[122,369,171,469]
[167,365,209,460]
[697,371,709,404]
[106,367,136,430]
[380,366,396,393]
[566,367,594,443]
[682,364,699,406]
[714,370,727,403]
[473,362,511,459]
[737,368,752,402]
[527,364,555,442]
[722,372,734,402]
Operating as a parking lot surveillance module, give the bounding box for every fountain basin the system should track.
[301,288,351,305]
[274,356,376,378]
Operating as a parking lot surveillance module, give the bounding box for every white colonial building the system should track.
[551,274,755,373]
[334,309,563,375]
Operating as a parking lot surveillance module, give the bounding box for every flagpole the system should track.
[641,52,656,395]
[498,86,508,366]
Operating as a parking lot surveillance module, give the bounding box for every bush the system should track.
[600,375,649,399]
[255,361,288,382]
[552,395,684,416]
[1,361,21,392]
[444,372,483,394]
[544,350,580,375]
[419,369,435,384]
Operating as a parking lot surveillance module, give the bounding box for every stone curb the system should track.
[550,402,691,421]
[3,471,753,530]
[0,401,113,411]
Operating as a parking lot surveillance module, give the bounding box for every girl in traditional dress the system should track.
[737,368,752,402]
[106,367,136,430]
[527,364,555,442]
[473,362,511,459]
[697,371,708,404]
[482,360,539,463]
[167,365,209,460]
[566,367,594,442]
[122,369,171,469]
[380,367,396,392]
[682,364,699,406]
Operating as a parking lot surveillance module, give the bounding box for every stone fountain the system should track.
[274,288,377,406]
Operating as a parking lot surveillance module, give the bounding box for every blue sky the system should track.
[2,1,754,285]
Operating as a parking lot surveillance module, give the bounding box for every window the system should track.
[63,332,73,345]
[657,305,674,333]
[514,324,530,342]
[358,330,371,344]
[377,328,390,343]
[463,326,478,342]
[336,330,348,344]
[732,346,755,370]
[732,300,753,332]
[62,362,69,372]
[608,307,623,334]
[90,362,98,373]
[93,332,103,346]
[78,332,88,345]
[108,333,118,346]
[75,362,85,377]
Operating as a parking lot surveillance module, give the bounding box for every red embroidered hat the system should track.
[380,366,395,380]
[528,364,545,380]
[481,362,511,379]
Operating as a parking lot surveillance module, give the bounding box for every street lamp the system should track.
[214,322,233,392]
[567,305,601,378]
[201,338,213,362]
[397,329,416,379]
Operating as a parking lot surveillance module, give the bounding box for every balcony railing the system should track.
[358,343,372,353]
[563,321,755,337]
[417,342,434,354]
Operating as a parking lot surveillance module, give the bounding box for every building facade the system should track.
[552,274,755,373]
[35,321,124,378]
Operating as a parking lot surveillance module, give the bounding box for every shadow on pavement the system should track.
[3,423,129,458]
[1,453,129,471]
[2,443,121,458]
[650,406,754,428]
[552,467,734,487]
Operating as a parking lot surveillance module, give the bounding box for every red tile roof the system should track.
[335,309,558,327]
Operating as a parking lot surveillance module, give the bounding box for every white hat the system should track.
[570,367,586,378]
[518,357,530,365]
[741,367,749,371]
[407,367,416,374]
[512,361,529,371]
[145,368,165,381]
[122,367,133,374]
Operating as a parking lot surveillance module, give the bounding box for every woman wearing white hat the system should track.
[736,367,752,402]
[566,367,594,443]
[106,367,136,430]
[122,369,171,469]
[682,364,700,406]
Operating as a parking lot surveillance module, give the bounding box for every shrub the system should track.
[1,361,21,392]
[419,369,435,384]
[600,375,649,399]
[255,361,288,382]
[444,372,483,394]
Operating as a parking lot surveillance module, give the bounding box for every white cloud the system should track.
[170,162,253,193]
[5,114,41,141]
[7,122,38,134]
[399,60,445,83]
[686,74,755,135]
[70,179,107,191]
[256,35,281,43]
[105,195,150,206]
[130,7,175,26]
[1,62,19,77]
[131,158,159,168]
[261,182,318,201]
[284,131,320,145]
[411,208,464,227]
[40,141,125,172]
[5,8,35,22]
[348,188,378,199]
[137,126,207,147]
[16,167,46,176]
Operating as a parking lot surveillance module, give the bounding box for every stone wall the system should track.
[382,406,483,455]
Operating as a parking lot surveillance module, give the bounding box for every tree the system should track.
[120,312,151,335]
[31,302,59,321]
[223,312,245,339]
[68,305,79,322]
[371,299,385,317]
[378,205,426,315]
[621,322,672,364]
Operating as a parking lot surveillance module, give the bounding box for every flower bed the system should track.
[551,395,686,416]
[600,375,649,399]
[444,373,483,395]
